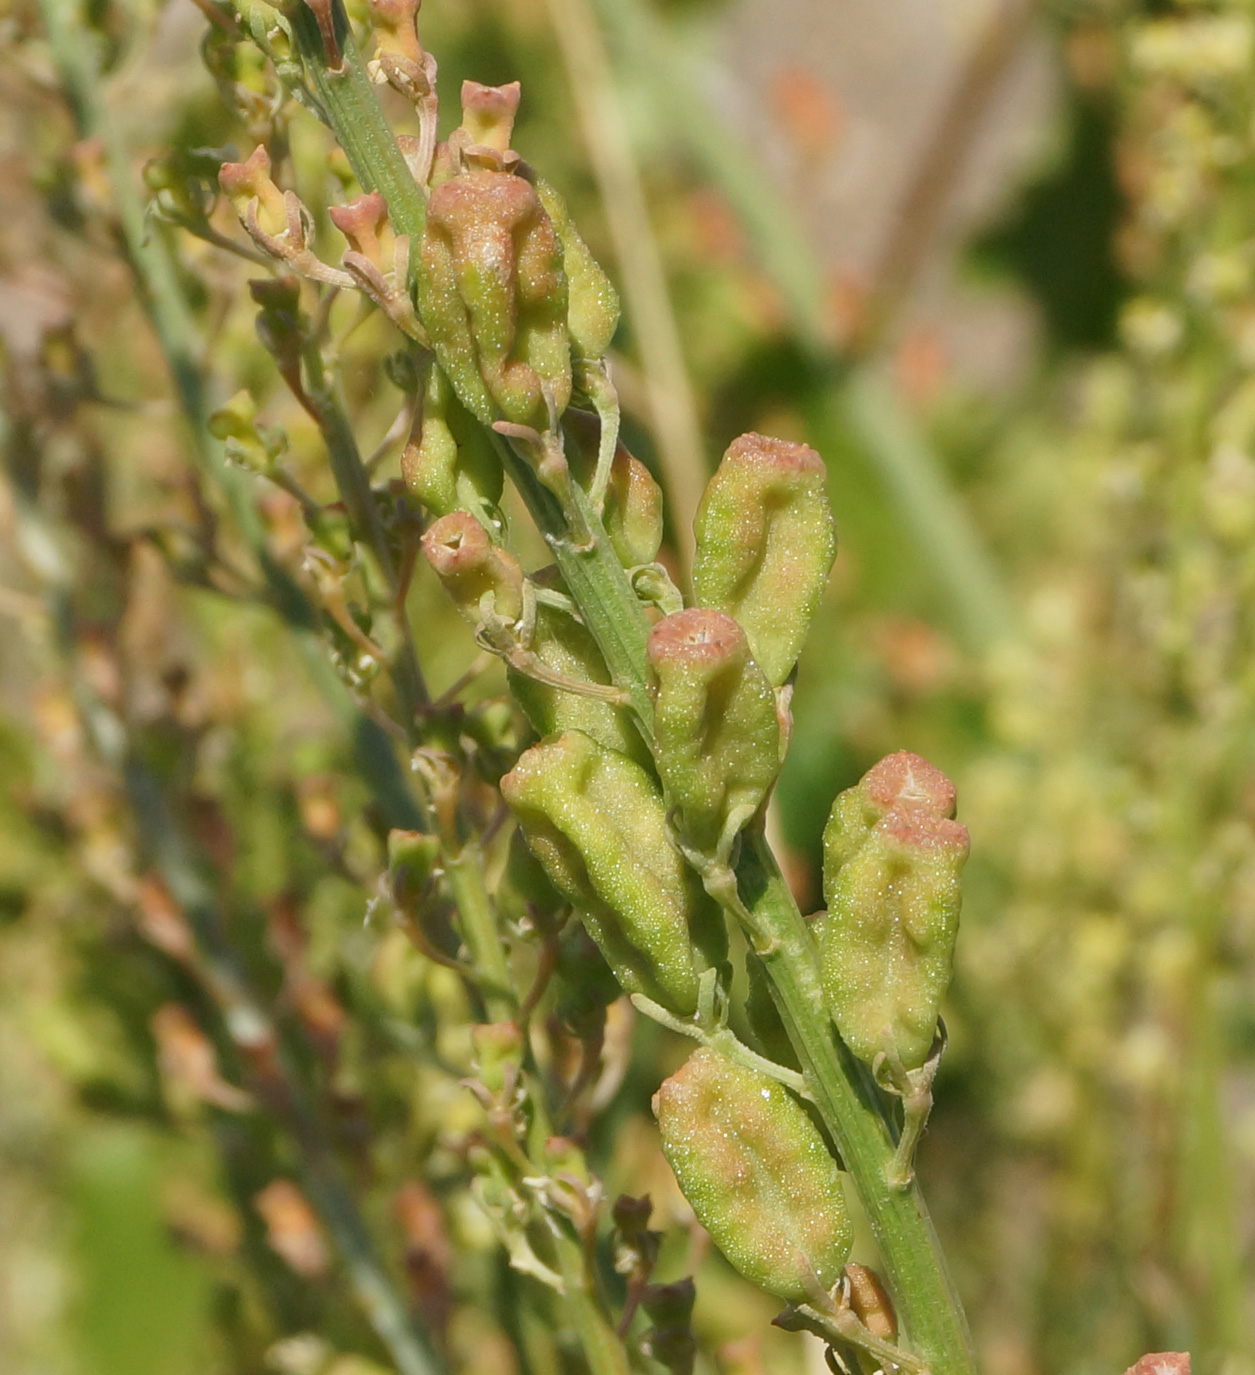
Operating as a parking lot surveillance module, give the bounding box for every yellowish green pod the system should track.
[564,410,663,569]
[420,511,524,625]
[532,175,620,363]
[507,604,650,768]
[417,169,572,430]
[646,609,781,859]
[692,433,836,687]
[500,731,725,1016]
[820,752,969,1069]
[401,363,503,518]
[654,1047,852,1302]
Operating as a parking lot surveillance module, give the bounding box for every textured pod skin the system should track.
[820,752,969,1069]
[692,434,836,687]
[647,610,781,857]
[507,604,650,767]
[564,411,663,568]
[420,511,524,624]
[654,1048,852,1302]
[533,176,620,362]
[417,169,572,429]
[501,731,725,1015]
[402,364,503,518]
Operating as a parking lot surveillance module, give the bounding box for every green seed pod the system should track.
[647,609,781,859]
[401,363,503,519]
[507,603,648,767]
[420,511,524,624]
[386,828,441,906]
[417,168,572,431]
[564,410,663,568]
[820,752,969,1070]
[500,731,725,1016]
[653,1047,852,1302]
[532,176,619,362]
[692,433,836,687]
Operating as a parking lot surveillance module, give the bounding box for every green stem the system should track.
[280,13,976,1368]
[39,0,424,828]
[288,3,656,725]
[444,843,517,1024]
[4,469,442,1375]
[735,834,977,1375]
[304,362,429,726]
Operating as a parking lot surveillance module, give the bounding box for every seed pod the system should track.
[386,829,442,906]
[692,434,836,687]
[508,603,650,768]
[420,511,524,624]
[501,731,725,1016]
[653,1047,852,1302]
[402,363,504,518]
[820,752,969,1070]
[533,176,619,363]
[647,609,780,859]
[564,410,663,568]
[417,168,572,430]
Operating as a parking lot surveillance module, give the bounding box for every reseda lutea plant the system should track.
[211,0,978,1370]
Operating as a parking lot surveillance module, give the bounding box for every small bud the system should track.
[328,190,395,271]
[820,752,969,1069]
[369,0,424,66]
[401,362,504,518]
[460,81,521,155]
[218,145,287,236]
[565,411,663,568]
[472,1021,525,1094]
[640,1278,697,1375]
[845,1263,897,1340]
[420,511,525,624]
[653,1047,852,1302]
[417,169,572,430]
[501,730,725,1016]
[647,609,780,860]
[508,603,649,767]
[208,389,285,472]
[692,433,836,687]
[533,176,620,362]
[387,828,441,905]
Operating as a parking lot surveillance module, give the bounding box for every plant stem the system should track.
[589,0,1014,653]
[444,843,517,1023]
[281,13,978,1368]
[543,0,708,578]
[287,1,657,725]
[4,466,443,1375]
[39,0,424,827]
[734,834,977,1375]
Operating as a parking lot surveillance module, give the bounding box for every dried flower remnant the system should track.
[255,1180,331,1278]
